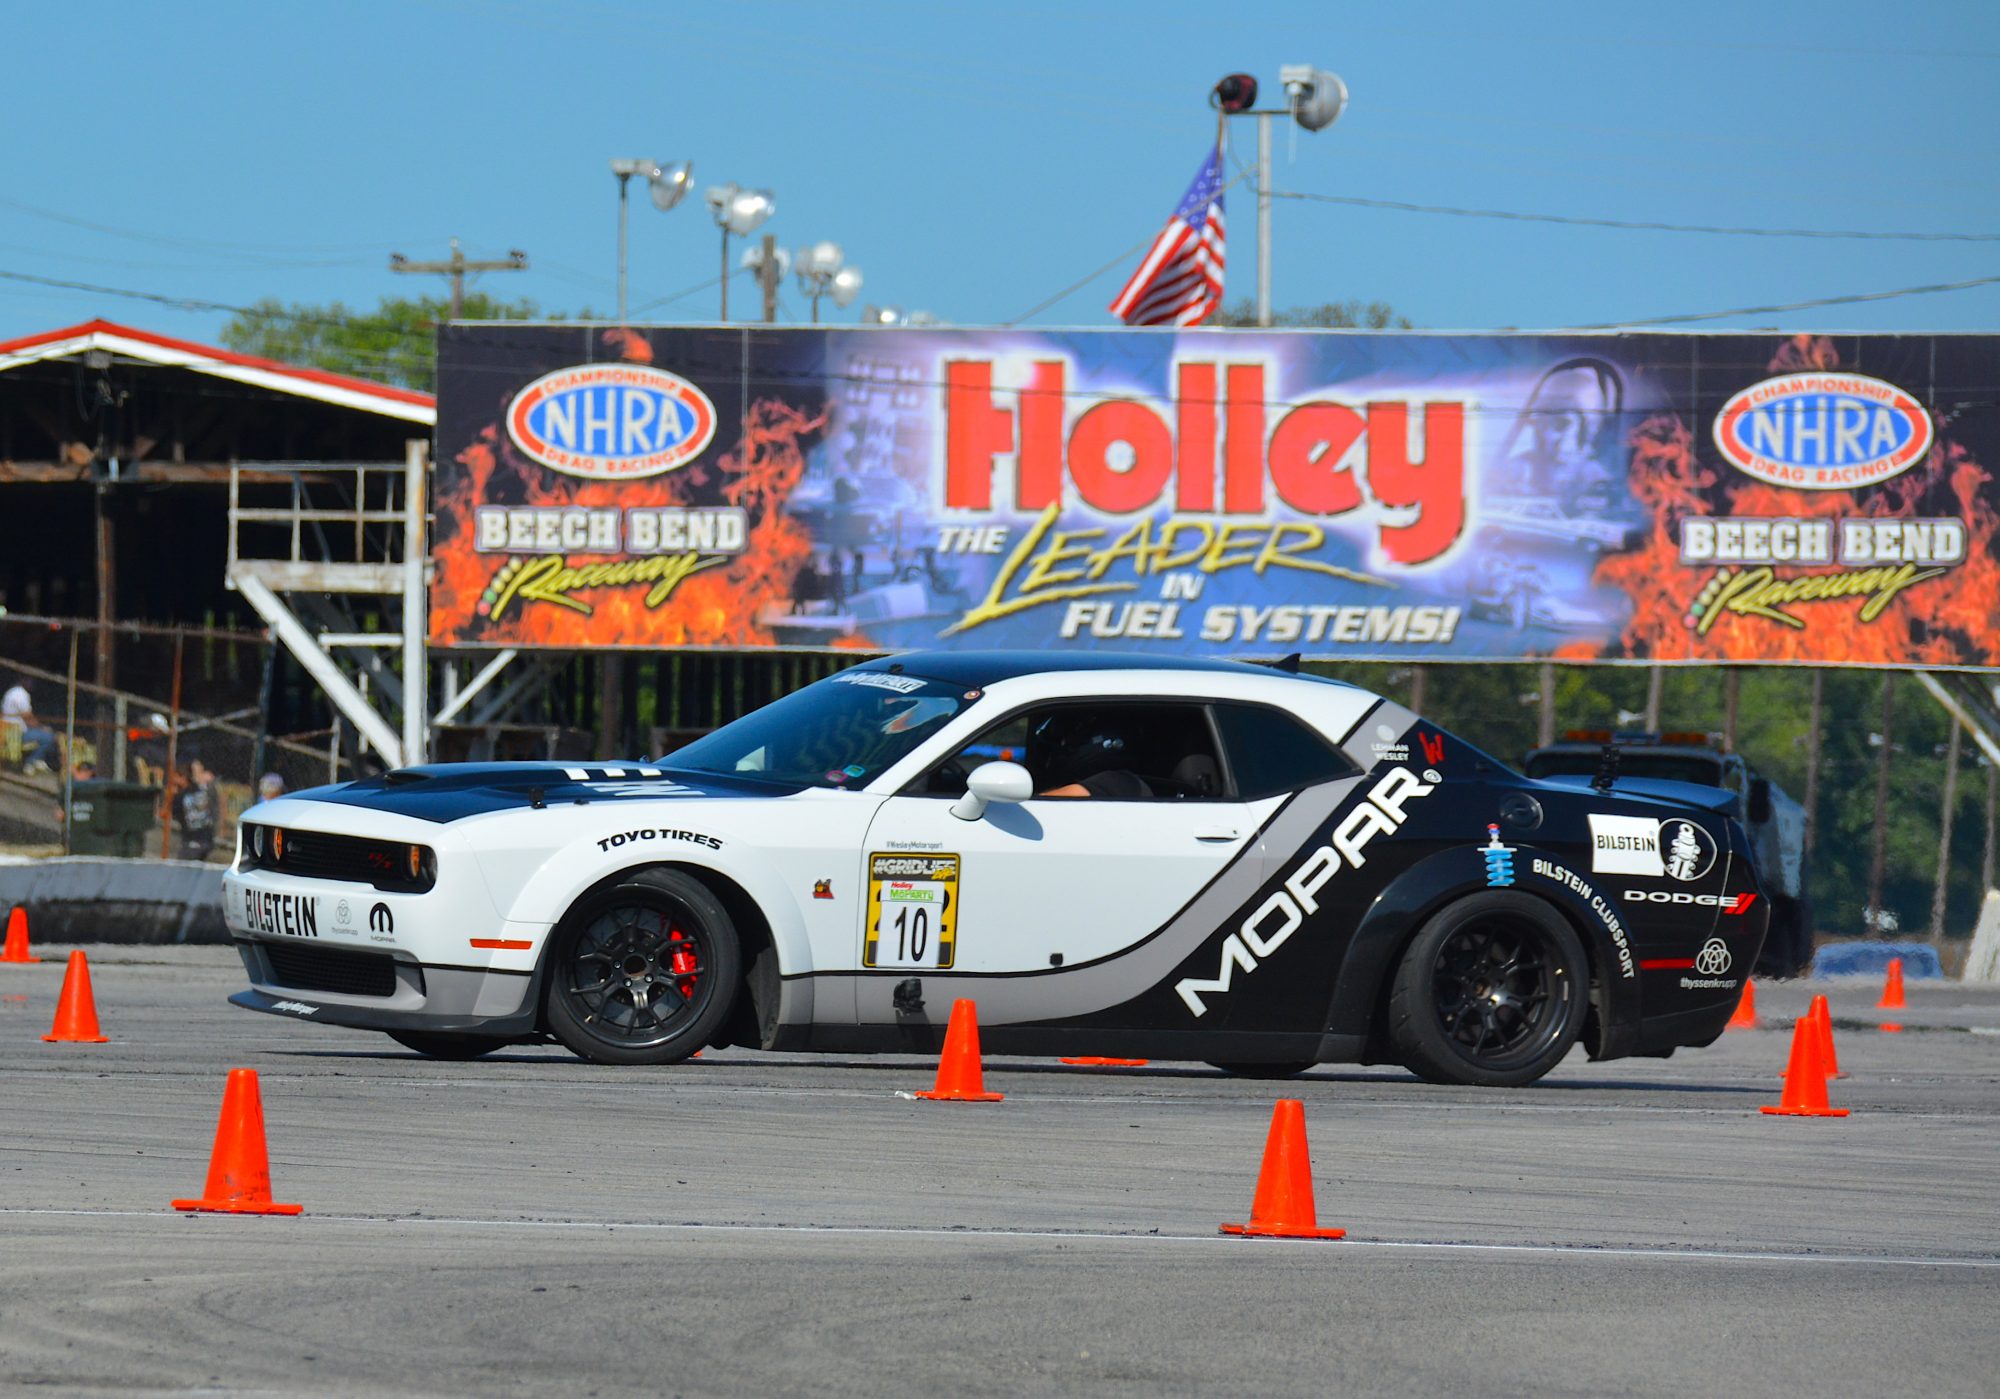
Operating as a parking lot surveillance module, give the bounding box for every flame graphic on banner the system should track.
[429,396,851,649]
[1594,339,2000,664]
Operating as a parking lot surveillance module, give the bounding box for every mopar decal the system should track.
[1176,768,1435,1016]
[244,890,319,938]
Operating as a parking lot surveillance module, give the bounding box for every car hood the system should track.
[290,762,809,825]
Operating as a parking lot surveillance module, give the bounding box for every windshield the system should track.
[1526,751,1723,788]
[664,670,972,790]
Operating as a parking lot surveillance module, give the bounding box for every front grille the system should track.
[244,825,435,893]
[264,942,404,998]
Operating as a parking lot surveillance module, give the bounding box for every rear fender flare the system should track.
[1325,844,1640,1050]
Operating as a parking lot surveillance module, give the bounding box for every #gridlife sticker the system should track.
[865,852,959,969]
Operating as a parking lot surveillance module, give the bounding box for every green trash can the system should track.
[67,780,158,858]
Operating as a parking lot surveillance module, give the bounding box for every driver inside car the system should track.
[1028,712,1154,799]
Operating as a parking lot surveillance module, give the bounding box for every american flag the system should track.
[1108,146,1227,326]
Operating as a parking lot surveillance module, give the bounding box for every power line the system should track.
[1270,187,2000,242]
[1582,272,2000,329]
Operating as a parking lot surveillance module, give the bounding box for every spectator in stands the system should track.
[174,756,221,861]
[257,772,286,803]
[2,677,58,774]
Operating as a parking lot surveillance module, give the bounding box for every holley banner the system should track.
[431,324,2000,667]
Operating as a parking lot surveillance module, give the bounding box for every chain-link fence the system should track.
[0,615,356,862]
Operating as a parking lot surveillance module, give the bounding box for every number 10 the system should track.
[893,905,929,962]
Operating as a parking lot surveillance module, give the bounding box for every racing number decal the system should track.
[865,853,959,970]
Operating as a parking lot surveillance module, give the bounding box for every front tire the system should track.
[1386,892,1588,1087]
[544,868,741,1065]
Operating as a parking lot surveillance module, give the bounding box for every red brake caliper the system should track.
[668,928,698,989]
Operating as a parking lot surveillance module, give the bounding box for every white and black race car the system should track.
[226,653,1767,1086]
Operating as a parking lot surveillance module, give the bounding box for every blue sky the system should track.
[3,0,1998,349]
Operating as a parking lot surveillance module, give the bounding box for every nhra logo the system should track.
[506,363,718,480]
[1713,372,1933,491]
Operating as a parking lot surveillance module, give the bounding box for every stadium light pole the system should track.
[795,241,865,324]
[1212,67,1348,326]
[706,184,776,321]
[609,159,693,322]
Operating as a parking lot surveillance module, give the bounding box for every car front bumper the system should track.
[229,936,540,1036]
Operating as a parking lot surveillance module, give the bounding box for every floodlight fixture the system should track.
[610,156,693,321]
[706,183,776,236]
[1279,64,1347,132]
[829,265,864,309]
[705,183,778,320]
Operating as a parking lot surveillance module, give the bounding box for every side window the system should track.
[918,702,1227,801]
[1211,703,1356,798]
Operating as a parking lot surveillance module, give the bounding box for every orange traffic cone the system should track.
[172,1069,303,1215]
[1809,994,1848,1078]
[1761,1016,1849,1117]
[40,951,107,1043]
[1877,958,1906,1032]
[1724,980,1761,1031]
[1060,1057,1151,1067]
[1,906,39,963]
[1221,1099,1346,1239]
[914,999,1003,1102]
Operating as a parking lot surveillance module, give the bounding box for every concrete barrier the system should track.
[0,855,225,944]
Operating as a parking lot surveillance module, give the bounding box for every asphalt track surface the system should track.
[3,948,1997,1398]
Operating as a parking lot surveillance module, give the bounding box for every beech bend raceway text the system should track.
[3,947,1997,1399]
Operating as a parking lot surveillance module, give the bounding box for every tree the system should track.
[1209,299,1412,330]
[220,293,561,393]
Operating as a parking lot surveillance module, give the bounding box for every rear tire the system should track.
[544,868,741,1066]
[387,1030,513,1059]
[1386,891,1588,1087]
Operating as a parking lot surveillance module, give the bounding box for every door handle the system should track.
[1195,832,1242,843]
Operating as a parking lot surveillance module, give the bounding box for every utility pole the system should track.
[389,239,529,319]
[757,234,781,323]
[1932,718,1963,942]
[1867,674,1897,928]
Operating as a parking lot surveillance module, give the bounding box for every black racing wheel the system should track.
[386,1030,515,1060]
[544,868,741,1066]
[1386,891,1588,1087]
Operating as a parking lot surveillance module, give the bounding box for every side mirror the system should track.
[949,760,1033,822]
[1747,776,1772,824]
